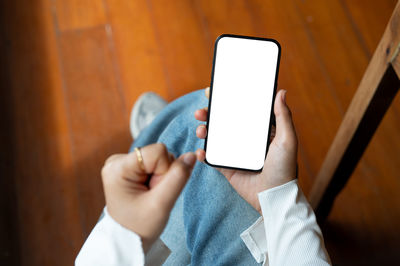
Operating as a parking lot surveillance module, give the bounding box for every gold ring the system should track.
[134,147,146,172]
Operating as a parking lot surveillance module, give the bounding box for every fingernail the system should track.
[281,90,287,105]
[183,152,196,167]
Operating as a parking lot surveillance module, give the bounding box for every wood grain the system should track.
[310,1,400,212]
[294,0,370,110]
[146,0,210,99]
[104,0,169,107]
[340,0,397,55]
[294,2,400,250]
[58,26,131,236]
[0,0,83,265]
[246,0,345,191]
[1,0,399,265]
[54,0,107,31]
[300,1,400,263]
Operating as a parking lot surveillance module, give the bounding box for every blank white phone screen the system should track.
[205,36,280,171]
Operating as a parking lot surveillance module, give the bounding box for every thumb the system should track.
[151,152,196,210]
[274,90,297,144]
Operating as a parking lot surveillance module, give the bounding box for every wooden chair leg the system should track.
[309,1,400,223]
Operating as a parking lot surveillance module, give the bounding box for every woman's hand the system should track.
[102,143,197,252]
[194,88,298,213]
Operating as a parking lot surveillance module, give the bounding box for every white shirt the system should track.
[76,180,331,265]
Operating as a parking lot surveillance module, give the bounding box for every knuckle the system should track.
[102,158,113,175]
[104,154,119,164]
[101,155,124,185]
[101,164,113,185]
[279,134,297,150]
[172,162,189,177]
[156,142,168,155]
[280,138,292,149]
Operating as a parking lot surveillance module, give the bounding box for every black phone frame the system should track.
[203,34,282,172]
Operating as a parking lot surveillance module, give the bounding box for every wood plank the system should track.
[294,0,371,109]
[245,0,344,190]
[309,1,400,219]
[104,0,169,108]
[0,0,84,265]
[146,0,211,99]
[58,26,131,237]
[291,0,372,208]
[342,0,400,140]
[341,0,400,149]
[295,1,400,263]
[54,0,107,31]
[1,0,399,265]
[340,0,397,55]
[194,0,257,39]
[321,94,400,262]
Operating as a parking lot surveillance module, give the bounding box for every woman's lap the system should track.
[130,89,260,265]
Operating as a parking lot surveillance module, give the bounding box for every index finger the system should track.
[104,143,172,184]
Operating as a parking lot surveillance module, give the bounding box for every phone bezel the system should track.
[203,34,281,172]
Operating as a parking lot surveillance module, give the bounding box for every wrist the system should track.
[262,176,296,191]
[105,207,155,253]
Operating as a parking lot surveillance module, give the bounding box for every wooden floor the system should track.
[0,0,399,265]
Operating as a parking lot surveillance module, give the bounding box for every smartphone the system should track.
[204,34,281,172]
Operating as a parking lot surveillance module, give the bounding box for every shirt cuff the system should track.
[240,216,268,264]
[76,208,145,265]
[258,179,298,197]
[257,179,331,265]
[145,238,171,265]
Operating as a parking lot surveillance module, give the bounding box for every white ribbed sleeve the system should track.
[240,216,268,264]
[77,180,331,265]
[258,179,331,265]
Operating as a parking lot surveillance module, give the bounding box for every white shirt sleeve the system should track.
[77,180,330,265]
[75,208,145,266]
[241,179,331,265]
[240,216,268,264]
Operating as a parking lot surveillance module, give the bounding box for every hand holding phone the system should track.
[194,35,298,212]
